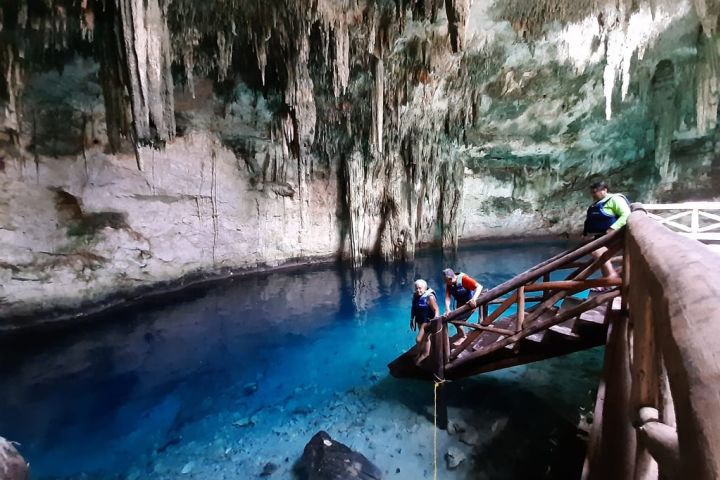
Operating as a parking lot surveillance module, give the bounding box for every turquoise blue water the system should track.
[0,240,603,479]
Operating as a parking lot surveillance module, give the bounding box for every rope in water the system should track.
[433,376,446,480]
[434,380,438,480]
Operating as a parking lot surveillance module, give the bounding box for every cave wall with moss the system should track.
[1,0,719,319]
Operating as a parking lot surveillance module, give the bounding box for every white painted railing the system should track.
[643,202,720,241]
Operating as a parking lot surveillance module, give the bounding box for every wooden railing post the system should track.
[622,244,631,313]
[593,309,635,480]
[542,272,550,299]
[431,319,448,430]
[517,286,525,332]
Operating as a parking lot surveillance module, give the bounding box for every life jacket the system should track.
[451,273,475,306]
[411,289,436,325]
[584,194,629,235]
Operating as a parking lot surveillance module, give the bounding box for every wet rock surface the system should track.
[0,437,29,480]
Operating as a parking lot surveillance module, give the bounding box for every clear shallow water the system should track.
[0,240,603,479]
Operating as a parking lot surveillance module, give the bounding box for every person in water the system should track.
[410,279,440,365]
[442,268,483,342]
[583,180,631,282]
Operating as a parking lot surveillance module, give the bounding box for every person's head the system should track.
[442,268,457,286]
[414,279,428,295]
[589,180,609,202]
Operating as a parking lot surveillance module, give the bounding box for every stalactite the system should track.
[371,56,384,155]
[116,0,176,147]
[0,2,27,143]
[95,0,131,153]
[80,0,95,42]
[696,32,720,135]
[346,149,367,267]
[438,155,464,250]
[693,0,720,37]
[332,20,350,97]
[444,0,471,52]
[216,30,232,82]
[253,28,269,86]
[651,59,677,180]
[179,27,199,98]
[0,44,23,141]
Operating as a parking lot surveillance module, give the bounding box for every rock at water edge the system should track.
[0,437,29,480]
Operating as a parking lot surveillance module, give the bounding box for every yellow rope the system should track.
[434,380,438,480]
[433,376,447,480]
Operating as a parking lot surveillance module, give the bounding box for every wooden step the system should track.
[578,307,606,325]
[558,297,583,329]
[523,332,546,343]
[547,324,580,340]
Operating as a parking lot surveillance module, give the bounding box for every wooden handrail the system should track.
[522,278,622,292]
[447,289,620,372]
[584,208,720,480]
[449,321,516,337]
[441,229,625,325]
[488,294,544,305]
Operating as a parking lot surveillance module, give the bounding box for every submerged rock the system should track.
[243,382,258,395]
[0,437,29,480]
[180,461,195,474]
[445,446,466,470]
[261,462,279,476]
[300,431,382,480]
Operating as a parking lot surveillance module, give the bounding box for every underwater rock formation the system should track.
[301,431,383,480]
[1,0,720,319]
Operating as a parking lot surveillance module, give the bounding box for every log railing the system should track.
[644,202,720,241]
[582,205,720,480]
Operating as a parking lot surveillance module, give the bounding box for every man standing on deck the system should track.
[442,268,483,343]
[583,180,631,282]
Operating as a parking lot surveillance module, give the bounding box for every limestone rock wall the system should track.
[1,0,720,320]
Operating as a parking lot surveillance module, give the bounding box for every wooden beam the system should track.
[488,294,544,305]
[642,202,720,210]
[636,414,680,479]
[431,320,448,430]
[482,292,517,326]
[523,278,622,292]
[449,321,515,337]
[517,286,525,332]
[595,312,636,480]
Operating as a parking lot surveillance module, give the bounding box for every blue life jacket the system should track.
[411,289,436,325]
[584,194,629,235]
[451,273,475,306]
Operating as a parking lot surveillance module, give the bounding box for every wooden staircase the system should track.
[387,229,626,384]
[389,294,616,380]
